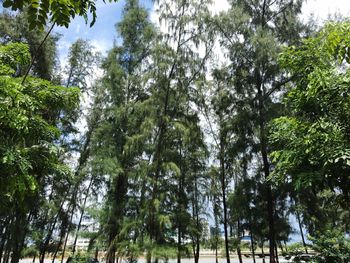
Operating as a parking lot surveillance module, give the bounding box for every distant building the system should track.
[67,214,99,250]
[80,214,99,233]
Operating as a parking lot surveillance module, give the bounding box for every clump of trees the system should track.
[1,1,350,263]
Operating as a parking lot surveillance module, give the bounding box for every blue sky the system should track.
[54,0,153,63]
[53,0,350,66]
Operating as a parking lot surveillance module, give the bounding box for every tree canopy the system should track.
[1,2,350,263]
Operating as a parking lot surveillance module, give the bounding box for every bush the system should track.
[21,246,39,258]
[310,230,350,263]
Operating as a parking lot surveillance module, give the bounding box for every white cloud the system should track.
[209,0,229,14]
[91,38,113,55]
[75,23,81,34]
[302,0,350,22]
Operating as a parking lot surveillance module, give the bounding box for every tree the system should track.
[270,21,350,232]
[0,10,60,81]
[64,39,100,90]
[215,1,306,261]
[0,42,79,263]
[88,1,156,262]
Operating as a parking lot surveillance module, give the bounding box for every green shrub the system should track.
[21,246,39,258]
[310,230,350,263]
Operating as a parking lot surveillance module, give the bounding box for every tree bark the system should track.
[219,128,230,263]
[296,210,308,254]
[262,243,266,263]
[274,244,279,263]
[72,177,94,255]
[257,78,276,263]
[39,196,67,263]
[237,220,243,263]
[250,225,256,263]
[61,201,76,263]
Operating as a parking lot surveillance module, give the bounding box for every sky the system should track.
[54,0,350,64]
[54,0,152,65]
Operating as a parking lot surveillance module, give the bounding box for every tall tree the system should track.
[269,21,350,234]
[89,1,156,262]
[215,0,306,261]
[0,42,79,263]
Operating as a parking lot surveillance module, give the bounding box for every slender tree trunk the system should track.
[22,23,55,84]
[237,220,243,263]
[0,219,11,263]
[215,238,218,263]
[261,243,266,263]
[257,79,276,263]
[177,226,181,263]
[279,243,284,254]
[40,197,66,263]
[61,202,76,263]
[52,223,67,263]
[3,222,13,263]
[72,177,94,255]
[94,247,99,261]
[284,240,288,252]
[250,226,256,263]
[177,171,183,263]
[192,177,200,263]
[3,246,10,263]
[219,134,230,263]
[274,244,279,263]
[296,210,308,254]
[146,251,151,263]
[10,208,27,263]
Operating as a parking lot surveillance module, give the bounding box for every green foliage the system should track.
[270,22,350,199]
[0,42,30,74]
[151,245,178,260]
[69,252,92,263]
[286,242,307,256]
[2,0,118,30]
[310,230,350,263]
[64,39,100,90]
[0,42,79,213]
[0,10,61,81]
[21,246,39,258]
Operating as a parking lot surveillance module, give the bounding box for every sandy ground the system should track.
[20,258,291,263]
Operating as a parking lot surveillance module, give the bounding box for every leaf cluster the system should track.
[2,0,118,30]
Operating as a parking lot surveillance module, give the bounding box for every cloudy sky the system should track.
[54,0,350,64]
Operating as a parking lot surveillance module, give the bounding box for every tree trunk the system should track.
[192,177,200,263]
[284,240,288,252]
[10,208,27,263]
[237,220,243,263]
[0,219,11,263]
[177,171,183,263]
[257,79,276,263]
[215,238,218,263]
[61,201,76,263]
[220,135,230,263]
[274,244,279,263]
[94,246,99,261]
[3,246,10,263]
[261,243,266,263]
[72,177,94,255]
[40,198,66,263]
[52,218,68,263]
[250,226,256,263]
[296,210,308,254]
[177,227,181,263]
